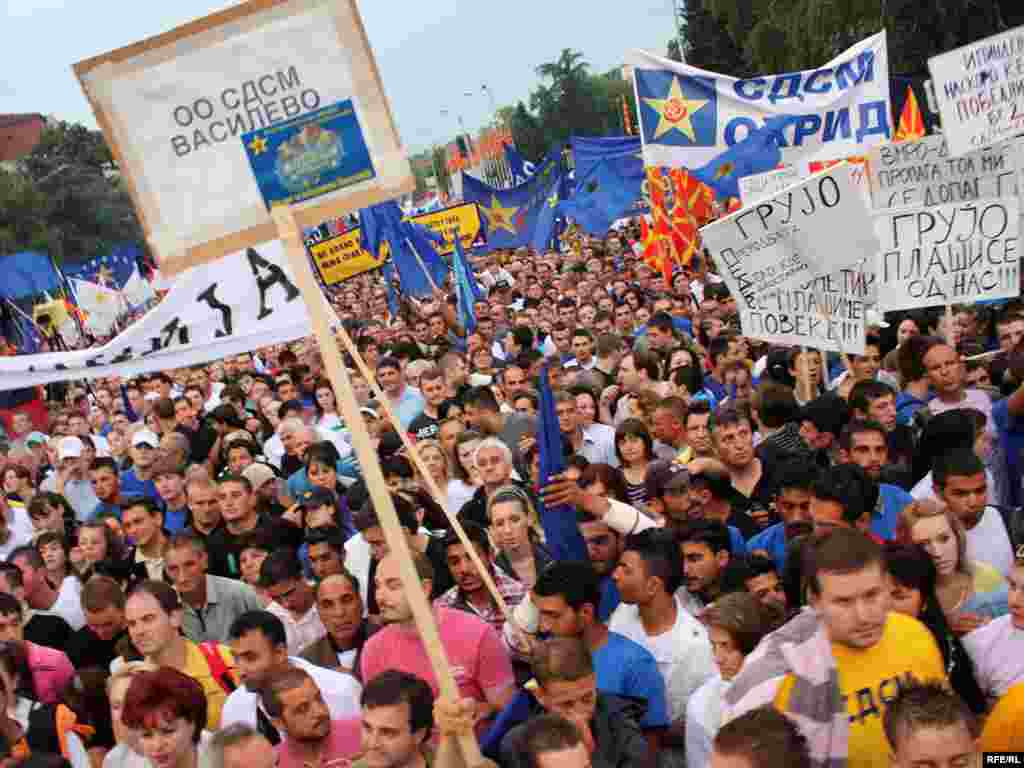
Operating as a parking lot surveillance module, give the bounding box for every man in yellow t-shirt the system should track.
[981,681,1024,751]
[123,579,237,729]
[769,530,946,768]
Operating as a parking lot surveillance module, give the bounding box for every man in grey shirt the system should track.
[164,532,263,643]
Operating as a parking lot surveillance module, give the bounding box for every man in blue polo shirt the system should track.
[746,459,817,573]
[376,356,424,431]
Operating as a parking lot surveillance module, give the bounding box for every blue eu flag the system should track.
[359,202,448,298]
[463,155,560,251]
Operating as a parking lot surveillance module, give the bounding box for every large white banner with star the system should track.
[628,32,892,170]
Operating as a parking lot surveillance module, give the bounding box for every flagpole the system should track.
[274,206,483,766]
[404,238,442,294]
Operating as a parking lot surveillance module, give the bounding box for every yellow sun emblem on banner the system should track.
[480,194,520,234]
[643,76,709,142]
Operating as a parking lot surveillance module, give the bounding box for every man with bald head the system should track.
[360,552,515,735]
[300,572,378,680]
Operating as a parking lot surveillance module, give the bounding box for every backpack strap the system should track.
[198,642,237,694]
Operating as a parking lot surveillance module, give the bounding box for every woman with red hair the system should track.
[122,668,213,768]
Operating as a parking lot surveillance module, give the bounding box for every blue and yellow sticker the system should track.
[242,99,376,209]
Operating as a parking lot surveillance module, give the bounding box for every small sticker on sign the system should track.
[242,99,376,210]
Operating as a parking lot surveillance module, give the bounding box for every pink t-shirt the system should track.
[277,717,361,768]
[929,388,994,432]
[360,607,515,706]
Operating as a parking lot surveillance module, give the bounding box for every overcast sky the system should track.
[2,0,677,152]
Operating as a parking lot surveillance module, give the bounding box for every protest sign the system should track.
[867,134,1018,210]
[875,197,1020,311]
[74,0,413,276]
[0,242,327,391]
[629,32,892,170]
[736,266,872,353]
[309,229,387,286]
[410,202,486,256]
[739,166,804,205]
[701,163,879,304]
[928,25,1024,157]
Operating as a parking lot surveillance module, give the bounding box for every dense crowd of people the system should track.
[0,223,1020,768]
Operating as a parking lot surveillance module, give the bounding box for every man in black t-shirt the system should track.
[407,367,447,442]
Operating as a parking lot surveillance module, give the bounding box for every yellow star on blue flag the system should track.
[248,136,269,156]
[480,194,520,234]
[643,75,709,142]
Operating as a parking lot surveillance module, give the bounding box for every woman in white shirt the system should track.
[449,431,484,515]
[414,440,461,519]
[313,379,343,432]
[685,592,780,768]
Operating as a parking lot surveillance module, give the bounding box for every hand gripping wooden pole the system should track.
[331,324,511,620]
[273,206,481,766]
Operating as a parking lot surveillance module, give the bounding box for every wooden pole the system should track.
[273,206,481,765]
[332,326,510,619]
[798,346,812,403]
[945,303,956,348]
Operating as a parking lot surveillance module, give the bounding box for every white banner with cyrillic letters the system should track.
[629,31,891,170]
[875,197,1021,311]
[0,241,330,391]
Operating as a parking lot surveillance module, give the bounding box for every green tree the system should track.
[13,121,142,263]
[691,0,1010,76]
[431,146,451,198]
[0,169,53,255]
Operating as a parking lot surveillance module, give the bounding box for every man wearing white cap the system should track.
[40,437,99,521]
[242,463,281,512]
[119,428,161,501]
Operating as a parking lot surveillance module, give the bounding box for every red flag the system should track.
[895,85,926,142]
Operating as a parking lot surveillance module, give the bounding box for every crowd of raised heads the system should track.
[0,221,1022,768]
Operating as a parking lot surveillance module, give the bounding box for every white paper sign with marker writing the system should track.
[927,24,1024,157]
[701,163,878,353]
[868,134,1018,211]
[875,197,1020,311]
[739,166,805,206]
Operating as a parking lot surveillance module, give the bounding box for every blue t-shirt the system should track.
[747,522,788,573]
[598,576,620,623]
[994,397,1024,508]
[593,632,670,728]
[162,505,189,535]
[872,484,914,541]
[119,469,159,501]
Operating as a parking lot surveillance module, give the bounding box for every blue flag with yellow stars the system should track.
[560,135,647,235]
[359,201,447,298]
[691,115,796,201]
[462,154,560,252]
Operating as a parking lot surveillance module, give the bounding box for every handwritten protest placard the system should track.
[701,163,879,307]
[867,134,1018,210]
[927,24,1024,157]
[875,197,1020,311]
[736,265,872,353]
[74,0,414,276]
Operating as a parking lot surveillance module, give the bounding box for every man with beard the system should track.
[360,551,515,735]
[348,672,436,768]
[224,610,361,745]
[836,421,914,540]
[746,460,817,573]
[264,667,362,768]
[433,523,525,637]
[300,572,377,680]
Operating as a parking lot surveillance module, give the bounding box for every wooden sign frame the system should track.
[74,0,414,276]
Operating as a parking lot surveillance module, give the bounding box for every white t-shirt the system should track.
[929,388,994,432]
[965,507,1015,579]
[609,595,715,722]
[913,469,997,504]
[962,615,1024,698]
[221,657,362,729]
[51,575,86,630]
